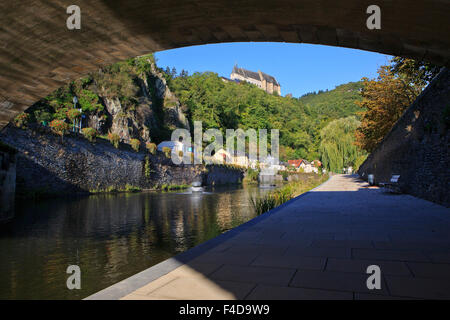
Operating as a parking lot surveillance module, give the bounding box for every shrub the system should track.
[125,184,141,192]
[53,107,69,120]
[162,146,171,158]
[81,127,97,142]
[280,170,289,181]
[243,168,259,184]
[146,142,157,154]
[78,89,104,113]
[108,133,120,148]
[34,109,52,125]
[13,112,30,128]
[144,156,151,178]
[66,109,81,121]
[49,119,70,141]
[130,138,140,152]
[106,186,118,193]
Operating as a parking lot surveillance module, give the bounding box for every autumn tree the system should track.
[355,60,430,153]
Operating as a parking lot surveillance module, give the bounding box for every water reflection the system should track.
[0,185,273,299]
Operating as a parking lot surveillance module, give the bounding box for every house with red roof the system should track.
[287,159,318,173]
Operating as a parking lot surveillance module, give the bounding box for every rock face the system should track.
[25,58,190,146]
[358,68,450,207]
[0,126,243,196]
[95,60,189,143]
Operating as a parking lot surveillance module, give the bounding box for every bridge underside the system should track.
[1,0,449,127]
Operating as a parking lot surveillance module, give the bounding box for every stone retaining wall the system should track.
[0,126,243,196]
[0,145,16,222]
[358,68,450,207]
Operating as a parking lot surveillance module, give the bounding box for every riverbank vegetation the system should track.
[250,173,328,215]
[159,184,190,191]
[243,168,260,184]
[89,184,141,194]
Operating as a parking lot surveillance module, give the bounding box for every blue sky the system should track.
[155,42,392,98]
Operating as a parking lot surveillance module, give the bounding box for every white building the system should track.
[157,141,190,154]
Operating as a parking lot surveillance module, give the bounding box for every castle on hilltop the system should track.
[228,65,281,95]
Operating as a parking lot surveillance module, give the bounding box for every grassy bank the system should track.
[159,184,190,191]
[243,168,259,184]
[250,173,329,215]
[89,184,141,194]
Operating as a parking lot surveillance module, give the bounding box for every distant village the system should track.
[156,140,326,174]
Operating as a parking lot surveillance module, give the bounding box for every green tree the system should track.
[390,57,441,87]
[319,116,366,172]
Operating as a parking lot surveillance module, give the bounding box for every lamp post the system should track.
[72,96,81,133]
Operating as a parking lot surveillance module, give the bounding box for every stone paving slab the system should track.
[246,285,352,300]
[289,269,390,295]
[385,275,450,299]
[189,251,260,266]
[352,248,431,262]
[311,239,374,249]
[427,252,450,263]
[87,175,450,300]
[209,265,296,286]
[354,293,416,300]
[326,258,412,276]
[284,246,352,259]
[251,253,326,270]
[406,262,450,279]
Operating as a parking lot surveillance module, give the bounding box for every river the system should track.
[0,184,276,299]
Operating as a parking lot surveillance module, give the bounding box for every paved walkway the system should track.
[88,175,450,300]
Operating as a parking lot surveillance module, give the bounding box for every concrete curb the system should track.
[84,175,332,300]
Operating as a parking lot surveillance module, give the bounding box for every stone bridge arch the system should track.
[1,0,449,127]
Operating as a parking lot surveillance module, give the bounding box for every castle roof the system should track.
[232,65,279,85]
[259,71,279,86]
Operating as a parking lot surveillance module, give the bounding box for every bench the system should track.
[379,175,401,193]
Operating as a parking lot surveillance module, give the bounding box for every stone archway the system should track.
[1,0,449,127]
